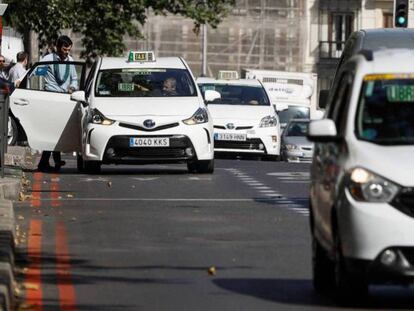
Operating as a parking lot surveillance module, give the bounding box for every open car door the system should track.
[10,61,86,152]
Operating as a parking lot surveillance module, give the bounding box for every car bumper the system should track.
[282,150,313,162]
[213,127,280,155]
[339,189,414,282]
[82,122,214,163]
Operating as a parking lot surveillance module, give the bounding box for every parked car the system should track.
[281,119,313,162]
[308,49,414,302]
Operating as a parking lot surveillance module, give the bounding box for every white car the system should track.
[10,51,214,173]
[197,76,281,160]
[308,49,414,301]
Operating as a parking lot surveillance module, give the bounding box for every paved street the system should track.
[14,157,414,310]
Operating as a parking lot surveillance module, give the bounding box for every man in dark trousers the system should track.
[37,35,77,172]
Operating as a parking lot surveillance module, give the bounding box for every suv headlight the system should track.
[259,115,278,128]
[348,167,400,202]
[89,109,114,125]
[183,108,209,125]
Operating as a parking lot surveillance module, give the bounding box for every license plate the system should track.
[129,137,170,147]
[214,133,247,141]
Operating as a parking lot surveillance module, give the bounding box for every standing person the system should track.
[8,51,28,87]
[37,35,78,172]
[0,55,9,80]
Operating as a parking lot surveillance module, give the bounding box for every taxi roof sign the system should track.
[128,51,156,63]
[217,70,239,80]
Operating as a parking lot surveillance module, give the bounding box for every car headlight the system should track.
[259,115,278,127]
[89,109,114,125]
[284,144,299,151]
[183,108,209,125]
[348,167,400,202]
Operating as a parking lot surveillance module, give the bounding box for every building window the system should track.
[383,12,393,28]
[319,11,354,59]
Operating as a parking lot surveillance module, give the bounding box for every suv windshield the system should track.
[356,75,414,145]
[285,121,309,137]
[95,68,197,97]
[198,84,270,106]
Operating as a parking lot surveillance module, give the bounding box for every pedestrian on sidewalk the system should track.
[8,51,28,87]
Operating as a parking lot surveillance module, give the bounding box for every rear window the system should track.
[95,68,197,97]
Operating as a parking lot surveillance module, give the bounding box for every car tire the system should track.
[333,227,368,304]
[312,234,335,293]
[76,153,84,172]
[187,159,214,174]
[83,160,101,174]
[7,116,18,146]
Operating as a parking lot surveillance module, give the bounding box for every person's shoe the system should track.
[37,163,54,172]
[54,160,66,171]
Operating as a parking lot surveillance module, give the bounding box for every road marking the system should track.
[31,198,292,202]
[56,222,77,311]
[26,219,43,311]
[50,174,61,208]
[131,177,160,181]
[31,173,43,208]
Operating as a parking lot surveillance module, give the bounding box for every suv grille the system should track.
[214,138,264,150]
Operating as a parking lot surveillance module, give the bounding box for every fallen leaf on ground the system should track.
[207,266,216,276]
[17,215,24,220]
[107,181,112,187]
[71,217,77,221]
[23,283,39,290]
[66,194,74,198]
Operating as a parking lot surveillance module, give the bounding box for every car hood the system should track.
[208,104,273,126]
[282,136,312,147]
[351,141,414,187]
[92,97,201,119]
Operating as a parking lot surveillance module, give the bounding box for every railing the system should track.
[319,41,346,59]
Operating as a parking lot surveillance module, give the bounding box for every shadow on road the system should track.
[213,277,414,309]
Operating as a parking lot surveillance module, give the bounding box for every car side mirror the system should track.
[307,119,341,142]
[318,90,329,109]
[204,90,221,103]
[70,90,88,107]
[272,99,288,112]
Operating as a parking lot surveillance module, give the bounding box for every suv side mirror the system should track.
[70,90,88,107]
[308,119,340,142]
[204,90,221,103]
[318,90,329,109]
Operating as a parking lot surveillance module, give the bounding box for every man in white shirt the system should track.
[8,51,28,86]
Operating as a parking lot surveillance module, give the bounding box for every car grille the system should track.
[118,122,179,132]
[103,135,194,163]
[214,138,264,150]
[391,188,414,218]
[214,125,253,130]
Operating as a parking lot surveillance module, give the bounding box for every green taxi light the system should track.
[128,51,156,62]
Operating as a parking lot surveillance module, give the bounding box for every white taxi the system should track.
[10,51,214,173]
[197,72,281,160]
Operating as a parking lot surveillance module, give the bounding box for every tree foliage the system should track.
[4,0,235,60]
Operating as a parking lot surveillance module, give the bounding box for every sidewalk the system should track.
[0,146,36,311]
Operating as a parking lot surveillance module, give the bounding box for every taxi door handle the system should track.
[14,99,29,106]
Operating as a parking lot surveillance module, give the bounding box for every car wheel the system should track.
[7,116,18,146]
[76,153,84,172]
[83,160,101,174]
[187,159,214,174]
[312,234,334,292]
[333,227,368,303]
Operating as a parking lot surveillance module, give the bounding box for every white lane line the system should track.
[247,183,265,186]
[33,198,288,202]
[283,181,309,184]
[259,190,278,193]
[254,186,272,190]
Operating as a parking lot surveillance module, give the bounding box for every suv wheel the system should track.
[83,160,101,174]
[312,234,334,292]
[187,160,214,174]
[333,229,368,303]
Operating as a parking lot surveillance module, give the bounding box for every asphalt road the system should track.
[14,157,414,310]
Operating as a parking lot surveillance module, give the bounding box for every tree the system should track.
[4,0,235,61]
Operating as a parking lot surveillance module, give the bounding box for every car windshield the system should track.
[278,106,310,124]
[95,68,197,97]
[285,121,309,137]
[198,83,270,106]
[356,75,414,145]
